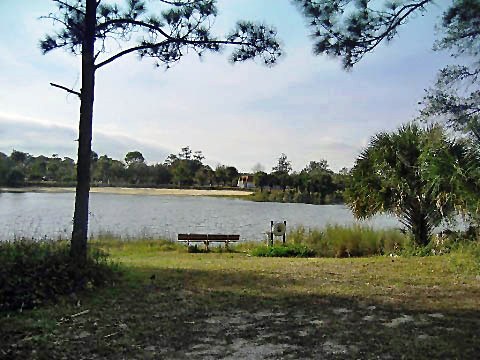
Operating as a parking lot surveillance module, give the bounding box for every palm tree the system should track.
[345,124,464,246]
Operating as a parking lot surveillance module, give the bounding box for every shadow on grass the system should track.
[2,265,479,359]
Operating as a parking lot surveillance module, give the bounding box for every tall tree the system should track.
[41,0,282,264]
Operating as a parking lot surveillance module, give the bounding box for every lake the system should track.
[0,192,401,241]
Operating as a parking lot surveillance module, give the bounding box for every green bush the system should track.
[288,224,408,257]
[250,244,315,257]
[0,239,117,312]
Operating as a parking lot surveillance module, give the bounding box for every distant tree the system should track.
[90,151,98,163]
[27,157,48,181]
[10,150,29,165]
[193,150,205,162]
[253,171,268,191]
[93,155,113,184]
[41,0,282,263]
[271,170,291,191]
[215,165,228,186]
[179,146,192,160]
[308,171,334,203]
[194,167,209,186]
[291,171,308,193]
[127,162,149,184]
[110,160,127,183]
[164,153,179,167]
[205,166,216,186]
[125,151,145,166]
[338,167,350,176]
[272,153,292,174]
[346,124,465,246]
[0,153,12,185]
[225,166,239,186]
[303,159,330,173]
[6,168,26,187]
[152,164,172,185]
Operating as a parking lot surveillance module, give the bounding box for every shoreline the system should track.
[0,186,254,197]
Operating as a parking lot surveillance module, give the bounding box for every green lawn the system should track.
[2,241,479,359]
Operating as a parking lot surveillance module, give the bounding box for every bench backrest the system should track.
[178,234,240,241]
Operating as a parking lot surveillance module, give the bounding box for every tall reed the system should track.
[288,224,408,257]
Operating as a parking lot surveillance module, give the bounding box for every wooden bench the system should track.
[177,233,240,250]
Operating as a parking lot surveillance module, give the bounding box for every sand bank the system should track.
[1,187,253,197]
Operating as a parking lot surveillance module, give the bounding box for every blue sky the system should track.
[0,0,452,171]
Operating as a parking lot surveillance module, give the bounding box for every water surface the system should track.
[0,192,400,241]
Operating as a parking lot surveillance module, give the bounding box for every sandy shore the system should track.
[0,186,254,197]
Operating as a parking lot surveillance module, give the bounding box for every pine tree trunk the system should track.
[71,0,96,265]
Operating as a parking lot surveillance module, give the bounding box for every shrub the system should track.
[250,244,315,257]
[0,239,117,312]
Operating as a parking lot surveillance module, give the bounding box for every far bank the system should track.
[0,186,254,197]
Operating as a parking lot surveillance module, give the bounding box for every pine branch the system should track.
[52,0,86,15]
[50,82,81,97]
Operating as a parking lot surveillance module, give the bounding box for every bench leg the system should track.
[225,241,229,250]
[205,241,209,251]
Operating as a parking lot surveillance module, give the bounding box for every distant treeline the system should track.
[0,148,350,204]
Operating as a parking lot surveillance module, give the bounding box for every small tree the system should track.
[41,0,282,264]
[346,124,463,246]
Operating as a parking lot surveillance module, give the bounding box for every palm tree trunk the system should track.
[408,206,432,246]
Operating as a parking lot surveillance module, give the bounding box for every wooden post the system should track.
[270,220,274,247]
[283,220,287,245]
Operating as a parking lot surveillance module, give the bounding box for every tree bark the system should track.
[409,206,431,247]
[71,0,96,264]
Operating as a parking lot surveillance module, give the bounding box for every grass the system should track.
[1,238,479,359]
[288,224,409,257]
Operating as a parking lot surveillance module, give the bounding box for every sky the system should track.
[0,0,453,172]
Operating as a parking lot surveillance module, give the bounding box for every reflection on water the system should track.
[0,192,400,241]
